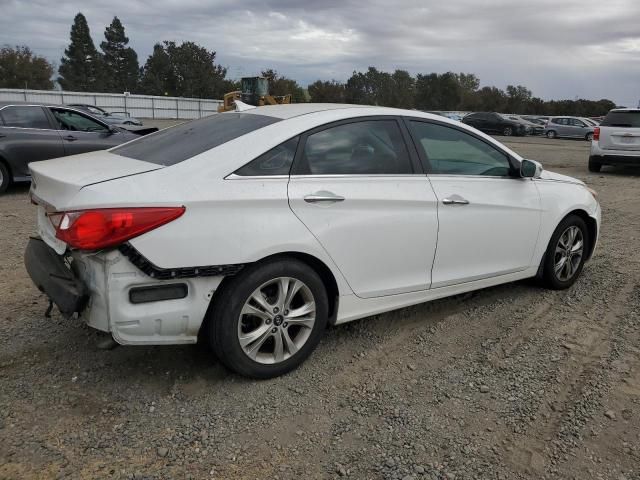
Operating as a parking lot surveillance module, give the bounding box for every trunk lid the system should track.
[29,150,162,211]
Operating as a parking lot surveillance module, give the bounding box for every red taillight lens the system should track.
[53,207,185,250]
[593,127,600,141]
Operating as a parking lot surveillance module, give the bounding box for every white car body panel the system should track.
[26,104,601,346]
[288,175,439,298]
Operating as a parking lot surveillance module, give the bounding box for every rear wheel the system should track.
[588,156,602,172]
[541,215,589,290]
[585,132,594,141]
[546,130,557,139]
[503,126,513,136]
[209,258,328,378]
[0,162,10,194]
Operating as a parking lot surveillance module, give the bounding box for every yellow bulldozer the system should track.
[218,76,292,112]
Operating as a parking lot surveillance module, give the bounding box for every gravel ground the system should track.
[1,136,639,480]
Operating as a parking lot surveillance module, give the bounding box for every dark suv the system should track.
[462,112,527,136]
[0,102,139,193]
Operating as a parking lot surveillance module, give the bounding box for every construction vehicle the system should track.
[218,76,292,113]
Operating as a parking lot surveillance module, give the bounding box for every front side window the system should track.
[235,136,299,176]
[410,121,512,176]
[297,120,412,175]
[51,109,109,133]
[0,106,51,129]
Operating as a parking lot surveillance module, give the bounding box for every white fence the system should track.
[0,89,223,120]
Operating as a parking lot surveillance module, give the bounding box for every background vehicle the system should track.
[462,112,527,136]
[25,104,600,378]
[522,115,549,126]
[589,108,640,172]
[68,104,143,126]
[0,102,139,193]
[218,76,292,112]
[504,115,544,135]
[544,117,595,140]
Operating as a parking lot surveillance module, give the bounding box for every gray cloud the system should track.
[2,0,639,105]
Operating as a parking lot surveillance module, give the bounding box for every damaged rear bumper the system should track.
[24,237,87,317]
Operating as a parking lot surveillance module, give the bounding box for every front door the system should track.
[407,119,541,288]
[288,118,439,298]
[49,108,125,155]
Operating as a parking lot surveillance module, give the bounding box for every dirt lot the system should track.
[1,136,639,480]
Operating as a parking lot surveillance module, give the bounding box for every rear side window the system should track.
[601,111,640,128]
[113,113,280,166]
[296,120,412,175]
[0,106,51,129]
[235,136,299,176]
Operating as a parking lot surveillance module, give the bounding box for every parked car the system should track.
[67,104,143,126]
[589,108,640,172]
[544,117,595,140]
[505,115,544,135]
[522,116,548,126]
[582,117,600,127]
[24,104,600,378]
[462,112,527,136]
[0,102,140,193]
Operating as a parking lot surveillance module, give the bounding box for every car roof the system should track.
[242,103,376,120]
[0,100,72,109]
[610,108,640,112]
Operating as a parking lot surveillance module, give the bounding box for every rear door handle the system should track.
[304,191,345,203]
[442,195,470,206]
[63,135,77,142]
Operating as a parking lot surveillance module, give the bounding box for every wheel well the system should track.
[262,252,340,322]
[199,252,340,341]
[566,209,598,260]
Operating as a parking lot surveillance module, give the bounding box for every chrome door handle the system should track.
[442,195,470,205]
[304,191,345,203]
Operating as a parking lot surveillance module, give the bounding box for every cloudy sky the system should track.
[2,0,639,105]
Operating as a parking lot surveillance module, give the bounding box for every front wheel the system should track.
[585,132,594,141]
[541,215,589,290]
[209,258,328,378]
[503,126,513,136]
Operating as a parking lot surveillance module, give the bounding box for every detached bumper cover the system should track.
[24,237,87,317]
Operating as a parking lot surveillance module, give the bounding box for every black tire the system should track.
[503,126,513,136]
[585,132,594,141]
[0,161,10,194]
[209,258,328,379]
[541,215,589,290]
[588,156,602,172]
[546,130,557,139]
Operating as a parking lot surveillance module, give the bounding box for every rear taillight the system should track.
[52,207,185,250]
[593,127,600,141]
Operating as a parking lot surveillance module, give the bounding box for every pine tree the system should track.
[100,17,139,93]
[58,13,103,91]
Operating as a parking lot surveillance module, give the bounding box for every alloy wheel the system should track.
[237,277,316,364]
[554,226,584,282]
[503,127,513,136]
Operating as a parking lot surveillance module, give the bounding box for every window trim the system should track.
[290,116,422,177]
[402,117,520,178]
[0,104,56,131]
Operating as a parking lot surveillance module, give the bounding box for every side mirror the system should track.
[520,159,543,179]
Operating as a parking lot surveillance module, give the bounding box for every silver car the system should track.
[544,117,595,141]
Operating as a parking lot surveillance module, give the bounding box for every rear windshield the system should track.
[112,113,280,165]
[600,111,640,128]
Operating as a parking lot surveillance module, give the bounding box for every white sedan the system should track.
[25,104,601,378]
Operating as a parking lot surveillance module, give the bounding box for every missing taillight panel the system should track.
[54,207,185,250]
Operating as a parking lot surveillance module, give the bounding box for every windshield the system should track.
[112,113,280,166]
[600,111,640,128]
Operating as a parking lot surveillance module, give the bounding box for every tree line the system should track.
[308,67,617,116]
[0,13,618,116]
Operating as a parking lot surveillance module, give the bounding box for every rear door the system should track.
[288,117,439,298]
[49,107,130,155]
[0,105,65,179]
[598,110,640,151]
